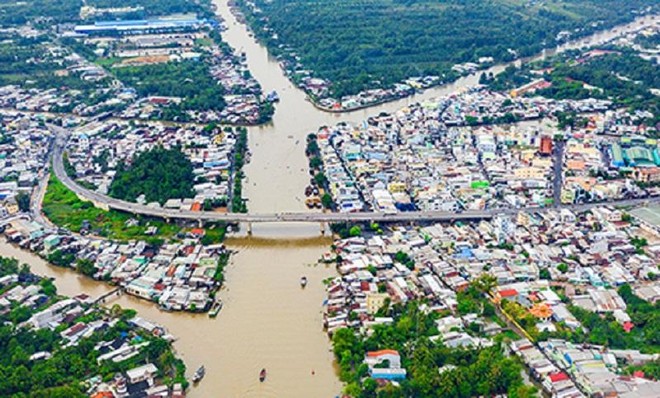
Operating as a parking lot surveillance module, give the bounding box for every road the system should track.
[552,139,565,208]
[50,131,660,225]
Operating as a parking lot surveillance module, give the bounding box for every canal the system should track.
[0,3,657,396]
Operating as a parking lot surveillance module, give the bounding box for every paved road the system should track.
[552,139,565,208]
[51,131,660,224]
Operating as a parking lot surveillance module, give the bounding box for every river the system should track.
[1,3,657,397]
[0,237,341,397]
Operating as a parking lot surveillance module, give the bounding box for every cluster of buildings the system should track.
[312,88,659,213]
[66,120,238,209]
[65,14,270,125]
[0,11,272,126]
[0,34,132,117]
[511,338,660,398]
[323,205,660,333]
[73,16,209,36]
[314,83,416,112]
[79,31,206,64]
[0,112,56,217]
[4,216,226,312]
[558,108,660,204]
[324,204,660,394]
[0,112,230,315]
[0,268,186,397]
[512,338,660,397]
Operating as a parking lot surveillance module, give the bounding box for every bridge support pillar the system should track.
[246,222,252,235]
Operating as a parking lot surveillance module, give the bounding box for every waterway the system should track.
[0,3,657,397]
[0,237,341,397]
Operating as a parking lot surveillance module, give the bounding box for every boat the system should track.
[266,90,280,102]
[305,197,320,208]
[192,365,205,383]
[300,276,308,288]
[259,368,267,382]
[208,299,223,318]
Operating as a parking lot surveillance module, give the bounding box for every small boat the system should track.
[193,365,205,383]
[305,197,320,208]
[300,276,308,288]
[266,90,279,102]
[259,368,267,382]
[209,299,223,318]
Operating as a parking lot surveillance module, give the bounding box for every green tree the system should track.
[15,192,30,212]
[557,263,569,273]
[76,258,96,278]
[321,193,333,209]
[109,146,195,205]
[539,268,551,280]
[349,225,362,237]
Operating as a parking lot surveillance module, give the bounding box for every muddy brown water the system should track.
[1,4,656,397]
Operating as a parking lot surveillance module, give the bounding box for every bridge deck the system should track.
[51,138,659,224]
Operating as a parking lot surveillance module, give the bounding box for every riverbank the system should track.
[229,1,658,115]
[0,254,187,397]
[0,233,343,397]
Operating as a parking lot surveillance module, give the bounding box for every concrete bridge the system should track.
[52,140,660,232]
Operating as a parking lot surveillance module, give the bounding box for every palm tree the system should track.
[473,274,497,296]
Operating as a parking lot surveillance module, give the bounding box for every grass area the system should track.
[42,173,182,244]
[201,226,226,245]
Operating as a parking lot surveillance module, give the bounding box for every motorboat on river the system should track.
[193,365,205,383]
[209,299,223,318]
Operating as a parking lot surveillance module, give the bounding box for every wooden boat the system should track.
[192,365,205,383]
[259,368,267,382]
[300,276,308,288]
[208,299,223,318]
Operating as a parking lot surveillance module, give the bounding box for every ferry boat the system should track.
[300,276,308,288]
[208,299,223,318]
[259,368,267,382]
[193,365,205,383]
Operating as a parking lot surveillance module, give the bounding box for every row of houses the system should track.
[5,217,226,312]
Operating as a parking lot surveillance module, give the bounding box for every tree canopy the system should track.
[238,0,657,98]
[332,301,534,397]
[109,146,195,205]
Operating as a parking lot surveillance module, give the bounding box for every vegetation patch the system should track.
[0,258,187,396]
[238,0,657,98]
[111,60,226,117]
[332,301,536,397]
[43,173,181,243]
[231,127,248,213]
[109,145,195,205]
